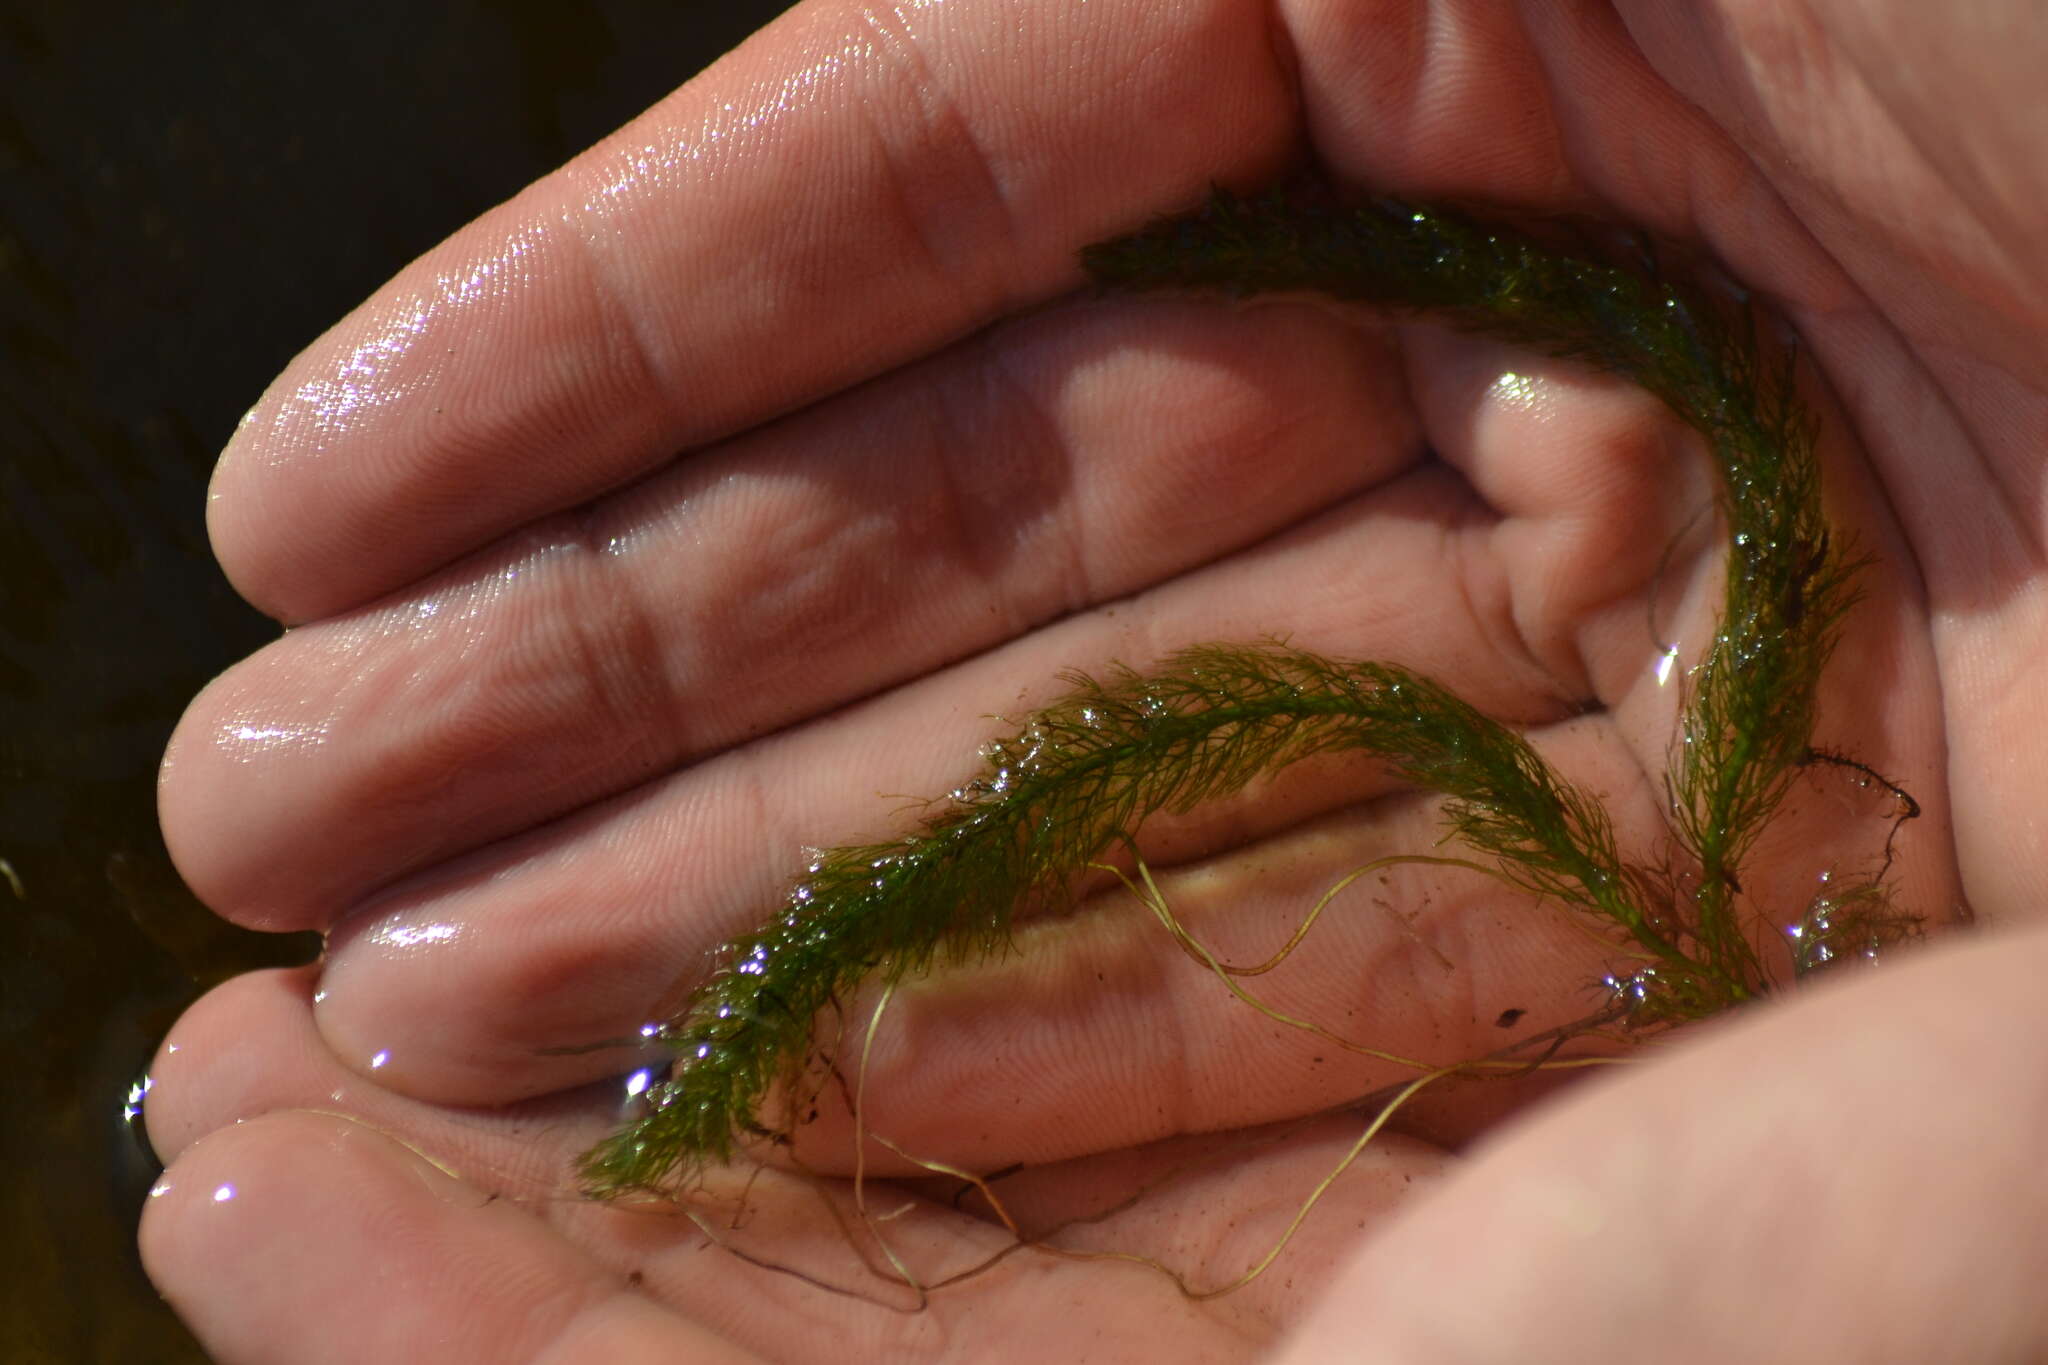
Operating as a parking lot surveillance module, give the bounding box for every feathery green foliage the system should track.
[1083,187,1866,1009]
[581,646,1634,1193]
[581,185,1897,1198]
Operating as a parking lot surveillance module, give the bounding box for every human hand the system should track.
[142,2,2048,1361]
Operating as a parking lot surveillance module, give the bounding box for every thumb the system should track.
[1275,922,2048,1364]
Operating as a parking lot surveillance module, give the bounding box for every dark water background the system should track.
[0,4,790,1358]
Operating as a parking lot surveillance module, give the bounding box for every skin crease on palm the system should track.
[135,0,2048,1361]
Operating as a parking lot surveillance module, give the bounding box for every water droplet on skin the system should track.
[117,1065,164,1181]
[122,1074,152,1124]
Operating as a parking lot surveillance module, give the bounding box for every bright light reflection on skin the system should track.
[1490,369,1543,409]
[279,228,537,436]
[292,302,434,430]
[212,1184,236,1203]
[148,1182,172,1199]
[231,724,292,742]
[624,1069,653,1100]
[369,921,461,950]
[222,721,328,754]
[585,50,848,209]
[438,233,530,307]
[369,1050,390,1070]
[1654,645,1681,686]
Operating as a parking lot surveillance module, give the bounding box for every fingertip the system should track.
[142,1110,758,1365]
[160,659,341,933]
[206,201,664,623]
[139,1112,494,1365]
[142,968,325,1167]
[316,894,675,1110]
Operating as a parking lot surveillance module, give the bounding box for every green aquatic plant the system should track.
[579,185,1917,1201]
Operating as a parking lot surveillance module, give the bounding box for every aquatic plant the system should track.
[578,185,1919,1203]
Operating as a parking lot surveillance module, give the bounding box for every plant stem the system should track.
[579,185,1883,1197]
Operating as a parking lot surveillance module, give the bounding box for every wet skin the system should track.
[142,2,2048,1361]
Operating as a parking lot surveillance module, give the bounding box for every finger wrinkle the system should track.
[851,1,1025,319]
[553,202,694,462]
[545,503,686,771]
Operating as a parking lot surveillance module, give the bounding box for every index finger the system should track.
[212,0,1301,622]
